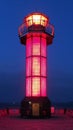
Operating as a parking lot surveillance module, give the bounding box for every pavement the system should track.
[0,115,73,130]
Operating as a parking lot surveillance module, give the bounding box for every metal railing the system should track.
[18,22,54,37]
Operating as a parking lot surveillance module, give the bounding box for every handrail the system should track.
[18,22,54,37]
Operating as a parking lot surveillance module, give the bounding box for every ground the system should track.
[0,115,73,130]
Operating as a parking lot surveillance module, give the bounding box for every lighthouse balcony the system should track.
[18,23,54,38]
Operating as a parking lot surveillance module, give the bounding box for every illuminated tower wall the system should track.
[26,34,47,97]
[18,12,54,117]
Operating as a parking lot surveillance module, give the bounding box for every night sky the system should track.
[0,0,73,103]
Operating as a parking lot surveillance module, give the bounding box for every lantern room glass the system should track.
[25,14,48,27]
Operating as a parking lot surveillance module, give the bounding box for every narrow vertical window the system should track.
[32,57,40,76]
[26,38,31,57]
[26,78,31,96]
[41,78,46,96]
[32,77,40,96]
[32,37,40,55]
[41,37,46,57]
[41,57,46,76]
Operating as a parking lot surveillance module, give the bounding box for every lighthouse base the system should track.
[20,97,51,118]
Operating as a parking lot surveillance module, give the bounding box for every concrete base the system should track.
[20,97,51,118]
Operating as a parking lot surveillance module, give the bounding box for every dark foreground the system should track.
[0,115,73,130]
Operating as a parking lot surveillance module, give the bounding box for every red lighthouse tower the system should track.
[18,12,54,118]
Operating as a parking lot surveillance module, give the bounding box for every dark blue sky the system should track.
[0,0,73,103]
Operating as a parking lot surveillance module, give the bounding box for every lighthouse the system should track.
[18,12,54,118]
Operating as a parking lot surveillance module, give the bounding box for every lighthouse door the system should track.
[32,103,39,116]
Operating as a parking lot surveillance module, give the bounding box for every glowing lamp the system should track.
[18,12,54,117]
[25,13,48,27]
